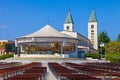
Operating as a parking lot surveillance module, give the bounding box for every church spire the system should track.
[64,9,74,32]
[64,9,74,24]
[88,8,97,22]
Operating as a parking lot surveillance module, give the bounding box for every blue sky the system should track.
[0,0,119,41]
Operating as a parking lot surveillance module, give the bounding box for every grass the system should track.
[105,53,120,63]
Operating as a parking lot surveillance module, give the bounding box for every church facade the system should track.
[15,9,98,58]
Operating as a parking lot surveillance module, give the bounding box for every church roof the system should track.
[88,8,97,22]
[64,11,74,24]
[20,24,73,38]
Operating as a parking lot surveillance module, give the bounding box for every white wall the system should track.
[61,31,77,38]
[64,23,74,31]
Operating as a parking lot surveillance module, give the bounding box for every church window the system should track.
[91,25,94,29]
[66,26,69,30]
[91,30,94,32]
[79,40,82,45]
[91,33,94,35]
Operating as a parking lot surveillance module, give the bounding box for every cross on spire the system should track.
[88,8,97,22]
[64,8,74,24]
[68,7,70,11]
[47,20,50,24]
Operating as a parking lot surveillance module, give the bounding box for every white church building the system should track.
[15,8,98,58]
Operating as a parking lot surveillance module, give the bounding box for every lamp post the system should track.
[15,40,19,57]
[100,42,104,60]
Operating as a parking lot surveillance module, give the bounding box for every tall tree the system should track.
[116,34,120,42]
[98,31,110,55]
[98,31,110,45]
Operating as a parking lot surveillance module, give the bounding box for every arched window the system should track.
[66,26,69,30]
[91,25,94,29]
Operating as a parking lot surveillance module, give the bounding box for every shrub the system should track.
[0,54,14,60]
[105,53,120,63]
[21,52,27,54]
[0,56,4,60]
[85,53,100,59]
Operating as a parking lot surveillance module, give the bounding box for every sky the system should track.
[0,0,120,41]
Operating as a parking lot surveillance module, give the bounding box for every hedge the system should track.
[85,53,100,59]
[21,52,27,54]
[105,53,120,63]
[0,54,14,60]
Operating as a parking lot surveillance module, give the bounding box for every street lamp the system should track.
[100,42,104,60]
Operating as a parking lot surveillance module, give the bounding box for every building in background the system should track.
[0,40,14,55]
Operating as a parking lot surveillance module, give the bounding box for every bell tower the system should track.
[64,10,74,31]
[88,8,98,50]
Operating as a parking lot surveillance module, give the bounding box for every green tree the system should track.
[98,31,110,45]
[98,31,110,55]
[104,41,120,63]
[116,34,120,42]
[105,41,120,53]
[0,44,5,48]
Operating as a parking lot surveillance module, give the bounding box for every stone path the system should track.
[42,62,57,80]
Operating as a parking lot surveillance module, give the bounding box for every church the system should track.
[15,8,98,58]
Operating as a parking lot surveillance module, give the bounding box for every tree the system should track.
[98,31,110,45]
[105,41,120,53]
[116,34,120,42]
[0,44,5,48]
[104,41,120,62]
[98,31,110,55]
